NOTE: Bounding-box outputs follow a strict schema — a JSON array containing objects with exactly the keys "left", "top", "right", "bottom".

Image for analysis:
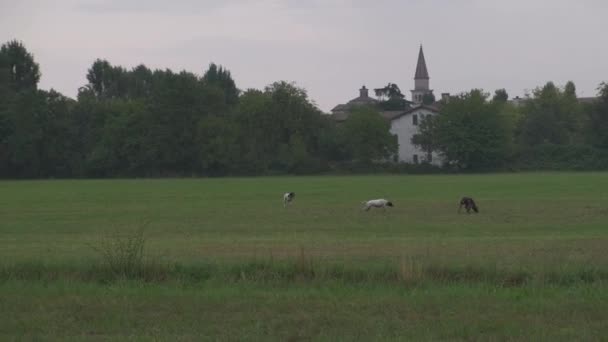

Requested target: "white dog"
[
  {"left": 362, "top": 199, "right": 394, "bottom": 211},
  {"left": 283, "top": 192, "right": 295, "bottom": 207}
]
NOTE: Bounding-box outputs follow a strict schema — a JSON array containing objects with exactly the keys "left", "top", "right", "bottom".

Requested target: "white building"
[
  {"left": 389, "top": 104, "right": 441, "bottom": 164},
  {"left": 331, "top": 45, "right": 443, "bottom": 165}
]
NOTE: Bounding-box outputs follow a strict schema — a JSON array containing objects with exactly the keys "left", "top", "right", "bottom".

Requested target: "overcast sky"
[{"left": 1, "top": 0, "right": 607, "bottom": 111}]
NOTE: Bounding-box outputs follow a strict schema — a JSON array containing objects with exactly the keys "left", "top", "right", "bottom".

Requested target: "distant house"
[
  {"left": 330, "top": 85, "right": 379, "bottom": 122},
  {"left": 330, "top": 45, "right": 443, "bottom": 165},
  {"left": 389, "top": 104, "right": 441, "bottom": 164},
  {"left": 578, "top": 97, "right": 599, "bottom": 105}
]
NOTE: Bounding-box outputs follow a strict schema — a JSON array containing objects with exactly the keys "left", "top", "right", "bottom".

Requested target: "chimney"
[
  {"left": 441, "top": 93, "right": 450, "bottom": 102},
  {"left": 359, "top": 85, "right": 369, "bottom": 98}
]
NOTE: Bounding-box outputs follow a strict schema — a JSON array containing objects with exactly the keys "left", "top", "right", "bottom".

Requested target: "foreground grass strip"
[
  {"left": 2, "top": 258, "right": 608, "bottom": 287},
  {"left": 1, "top": 281, "right": 607, "bottom": 340}
]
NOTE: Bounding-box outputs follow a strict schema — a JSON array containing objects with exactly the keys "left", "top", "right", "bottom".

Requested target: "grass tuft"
[
  {"left": 1, "top": 251, "right": 606, "bottom": 288},
  {"left": 86, "top": 226, "right": 169, "bottom": 282}
]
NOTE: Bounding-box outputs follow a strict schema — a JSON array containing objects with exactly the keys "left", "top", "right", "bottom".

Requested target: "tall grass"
[
  {"left": 1, "top": 249, "right": 607, "bottom": 287},
  {"left": 84, "top": 226, "right": 168, "bottom": 281}
]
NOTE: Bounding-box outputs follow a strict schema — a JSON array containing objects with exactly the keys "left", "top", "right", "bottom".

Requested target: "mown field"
[{"left": 1, "top": 173, "right": 608, "bottom": 340}]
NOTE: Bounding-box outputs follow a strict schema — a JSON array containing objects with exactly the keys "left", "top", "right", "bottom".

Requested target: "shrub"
[{"left": 88, "top": 227, "right": 166, "bottom": 281}]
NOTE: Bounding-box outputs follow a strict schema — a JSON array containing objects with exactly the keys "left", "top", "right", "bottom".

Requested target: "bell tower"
[{"left": 411, "top": 45, "right": 433, "bottom": 104}]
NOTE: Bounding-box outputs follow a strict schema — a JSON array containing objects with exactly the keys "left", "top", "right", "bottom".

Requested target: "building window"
[
  {"left": 413, "top": 114, "right": 418, "bottom": 125},
  {"left": 413, "top": 154, "right": 419, "bottom": 164}
]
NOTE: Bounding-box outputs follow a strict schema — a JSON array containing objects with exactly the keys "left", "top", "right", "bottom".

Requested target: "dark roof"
[
  {"left": 578, "top": 97, "right": 598, "bottom": 104},
  {"left": 346, "top": 95, "right": 378, "bottom": 106},
  {"left": 330, "top": 111, "right": 350, "bottom": 122},
  {"left": 414, "top": 45, "right": 429, "bottom": 80},
  {"left": 330, "top": 104, "right": 348, "bottom": 112},
  {"left": 331, "top": 95, "right": 378, "bottom": 113},
  {"left": 380, "top": 111, "right": 405, "bottom": 121},
  {"left": 389, "top": 104, "right": 440, "bottom": 121},
  {"left": 331, "top": 105, "right": 440, "bottom": 123},
  {"left": 331, "top": 110, "right": 399, "bottom": 123}
]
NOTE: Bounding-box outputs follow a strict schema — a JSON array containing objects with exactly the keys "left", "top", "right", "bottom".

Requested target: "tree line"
[
  {"left": 413, "top": 82, "right": 608, "bottom": 170},
  {"left": 0, "top": 40, "right": 396, "bottom": 178},
  {"left": 1, "top": 40, "right": 607, "bottom": 178}
]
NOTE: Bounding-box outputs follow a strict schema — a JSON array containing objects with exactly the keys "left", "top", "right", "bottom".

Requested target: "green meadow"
[{"left": 1, "top": 173, "right": 608, "bottom": 340}]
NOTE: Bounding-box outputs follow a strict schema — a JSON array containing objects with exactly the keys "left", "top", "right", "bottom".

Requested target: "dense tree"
[
  {"left": 201, "top": 63, "right": 239, "bottom": 106},
  {"left": 0, "top": 53, "right": 14, "bottom": 169},
  {"left": 564, "top": 81, "right": 577, "bottom": 99},
  {"left": 411, "top": 113, "right": 438, "bottom": 162},
  {"left": 4, "top": 39, "right": 608, "bottom": 178},
  {"left": 492, "top": 88, "right": 509, "bottom": 103},
  {"left": 374, "top": 83, "right": 404, "bottom": 100},
  {"left": 84, "top": 99, "right": 149, "bottom": 176},
  {"left": 518, "top": 82, "right": 581, "bottom": 146},
  {"left": 234, "top": 82, "right": 329, "bottom": 173},
  {"left": 128, "top": 64, "right": 154, "bottom": 99},
  {"left": 0, "top": 42, "right": 78, "bottom": 177},
  {"left": 413, "top": 89, "right": 514, "bottom": 169},
  {"left": 0, "top": 40, "right": 40, "bottom": 92},
  {"left": 341, "top": 107, "right": 397, "bottom": 164},
  {"left": 585, "top": 83, "right": 608, "bottom": 148},
  {"left": 1, "top": 89, "right": 78, "bottom": 177},
  {"left": 84, "top": 59, "right": 132, "bottom": 100},
  {"left": 196, "top": 115, "right": 240, "bottom": 175},
  {"left": 422, "top": 92, "right": 436, "bottom": 105},
  {"left": 375, "top": 83, "right": 408, "bottom": 110}
]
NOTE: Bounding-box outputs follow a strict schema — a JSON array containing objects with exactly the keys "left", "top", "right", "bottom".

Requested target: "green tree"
[
  {"left": 234, "top": 89, "right": 274, "bottom": 172},
  {"left": 0, "top": 52, "right": 15, "bottom": 173},
  {"left": 519, "top": 82, "right": 581, "bottom": 146},
  {"left": 83, "top": 99, "right": 145, "bottom": 176},
  {"left": 374, "top": 83, "right": 408, "bottom": 110},
  {"left": 0, "top": 41, "right": 80, "bottom": 178},
  {"left": 341, "top": 107, "right": 397, "bottom": 164},
  {"left": 84, "top": 59, "right": 130, "bottom": 100},
  {"left": 585, "top": 82, "right": 608, "bottom": 148},
  {"left": 413, "top": 89, "right": 513, "bottom": 170},
  {"left": 201, "top": 63, "right": 239, "bottom": 106},
  {"left": 196, "top": 115, "right": 240, "bottom": 175},
  {"left": 564, "top": 81, "right": 577, "bottom": 99},
  {"left": 422, "top": 92, "right": 436, "bottom": 105},
  {"left": 36, "top": 90, "right": 79, "bottom": 177},
  {"left": 374, "top": 83, "right": 403, "bottom": 100},
  {"left": 234, "top": 82, "right": 327, "bottom": 173},
  {"left": 0, "top": 40, "right": 40, "bottom": 92},
  {"left": 128, "top": 64, "right": 153, "bottom": 98},
  {"left": 492, "top": 88, "right": 509, "bottom": 103},
  {"left": 411, "top": 113, "right": 439, "bottom": 161}
]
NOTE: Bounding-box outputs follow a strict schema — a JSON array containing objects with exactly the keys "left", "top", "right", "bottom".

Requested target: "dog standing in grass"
[
  {"left": 362, "top": 199, "right": 394, "bottom": 211},
  {"left": 283, "top": 192, "right": 295, "bottom": 207},
  {"left": 458, "top": 197, "right": 479, "bottom": 214}
]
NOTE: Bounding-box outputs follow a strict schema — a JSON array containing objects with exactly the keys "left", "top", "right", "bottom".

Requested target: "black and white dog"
[
  {"left": 283, "top": 192, "right": 296, "bottom": 207},
  {"left": 458, "top": 197, "right": 479, "bottom": 214},
  {"left": 362, "top": 199, "right": 394, "bottom": 211}
]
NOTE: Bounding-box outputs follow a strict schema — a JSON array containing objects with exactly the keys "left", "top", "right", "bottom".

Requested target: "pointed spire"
[{"left": 414, "top": 45, "right": 429, "bottom": 80}]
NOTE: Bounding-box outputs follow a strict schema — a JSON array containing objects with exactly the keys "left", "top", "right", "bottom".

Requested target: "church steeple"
[
  {"left": 414, "top": 45, "right": 429, "bottom": 80},
  {"left": 411, "top": 44, "right": 433, "bottom": 104}
]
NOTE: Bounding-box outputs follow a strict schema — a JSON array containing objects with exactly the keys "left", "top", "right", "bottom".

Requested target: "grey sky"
[{"left": 2, "top": 0, "right": 607, "bottom": 111}]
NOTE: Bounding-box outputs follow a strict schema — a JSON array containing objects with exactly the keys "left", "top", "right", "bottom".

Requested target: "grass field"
[{"left": 1, "top": 173, "right": 608, "bottom": 340}]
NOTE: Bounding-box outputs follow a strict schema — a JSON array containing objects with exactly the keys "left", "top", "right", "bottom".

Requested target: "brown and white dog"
[{"left": 283, "top": 192, "right": 295, "bottom": 207}]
